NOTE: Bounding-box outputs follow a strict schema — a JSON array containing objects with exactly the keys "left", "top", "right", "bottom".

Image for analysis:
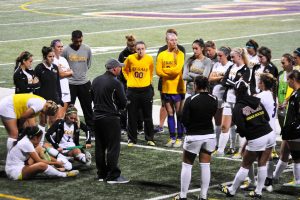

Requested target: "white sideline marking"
[
  {"left": 0, "top": 18, "right": 237, "bottom": 43},
  {"left": 145, "top": 181, "right": 232, "bottom": 200}
]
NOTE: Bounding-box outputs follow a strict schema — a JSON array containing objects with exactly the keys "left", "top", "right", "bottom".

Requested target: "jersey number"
[{"left": 134, "top": 72, "right": 143, "bottom": 78}]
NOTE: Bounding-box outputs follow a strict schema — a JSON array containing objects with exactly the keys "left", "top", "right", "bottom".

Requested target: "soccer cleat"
[
  {"left": 226, "top": 148, "right": 235, "bottom": 155},
  {"left": 247, "top": 191, "right": 262, "bottom": 199},
  {"left": 173, "top": 139, "right": 183, "bottom": 148},
  {"left": 271, "top": 149, "right": 279, "bottom": 160},
  {"left": 232, "top": 152, "right": 242, "bottom": 159},
  {"left": 264, "top": 177, "right": 273, "bottom": 192},
  {"left": 172, "top": 194, "right": 187, "bottom": 200},
  {"left": 66, "top": 170, "right": 79, "bottom": 177},
  {"left": 212, "top": 150, "right": 224, "bottom": 157},
  {"left": 128, "top": 140, "right": 134, "bottom": 147},
  {"left": 85, "top": 151, "right": 92, "bottom": 166},
  {"left": 154, "top": 126, "right": 164, "bottom": 134},
  {"left": 147, "top": 141, "right": 155, "bottom": 146},
  {"left": 107, "top": 175, "right": 130, "bottom": 184},
  {"left": 240, "top": 179, "right": 257, "bottom": 190},
  {"left": 165, "top": 139, "right": 176, "bottom": 147},
  {"left": 219, "top": 184, "right": 234, "bottom": 197},
  {"left": 283, "top": 180, "right": 300, "bottom": 187}
]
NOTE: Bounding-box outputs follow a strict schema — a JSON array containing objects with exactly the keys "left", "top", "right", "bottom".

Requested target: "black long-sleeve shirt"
[
  {"left": 281, "top": 88, "right": 300, "bottom": 140},
  {"left": 13, "top": 67, "right": 40, "bottom": 94},
  {"left": 46, "top": 119, "right": 91, "bottom": 149},
  {"left": 233, "top": 95, "right": 272, "bottom": 140},
  {"left": 182, "top": 92, "right": 218, "bottom": 135},
  {"left": 34, "top": 63, "right": 62, "bottom": 105},
  {"left": 91, "top": 71, "right": 127, "bottom": 119}
]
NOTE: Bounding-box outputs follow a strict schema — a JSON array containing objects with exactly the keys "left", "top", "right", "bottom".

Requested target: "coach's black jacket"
[
  {"left": 281, "top": 89, "right": 300, "bottom": 140},
  {"left": 91, "top": 71, "right": 127, "bottom": 120},
  {"left": 233, "top": 94, "right": 272, "bottom": 140},
  {"left": 221, "top": 64, "right": 250, "bottom": 101},
  {"left": 13, "top": 67, "right": 40, "bottom": 94},
  {"left": 250, "top": 62, "right": 278, "bottom": 95},
  {"left": 46, "top": 119, "right": 91, "bottom": 149}
]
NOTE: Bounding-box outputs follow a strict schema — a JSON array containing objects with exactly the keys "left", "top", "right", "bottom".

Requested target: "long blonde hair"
[{"left": 231, "top": 47, "right": 249, "bottom": 66}]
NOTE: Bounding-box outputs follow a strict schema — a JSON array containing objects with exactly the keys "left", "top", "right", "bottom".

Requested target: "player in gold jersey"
[
  {"left": 156, "top": 33, "right": 186, "bottom": 147},
  {"left": 123, "top": 41, "right": 155, "bottom": 146}
]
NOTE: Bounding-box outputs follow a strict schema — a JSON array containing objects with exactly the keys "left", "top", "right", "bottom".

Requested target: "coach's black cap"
[{"left": 105, "top": 58, "right": 124, "bottom": 69}]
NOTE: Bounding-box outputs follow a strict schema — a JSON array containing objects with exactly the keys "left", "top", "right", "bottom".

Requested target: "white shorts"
[
  {"left": 5, "top": 165, "right": 24, "bottom": 180},
  {"left": 61, "top": 93, "right": 71, "bottom": 103},
  {"left": 0, "top": 95, "right": 15, "bottom": 119},
  {"left": 222, "top": 102, "right": 235, "bottom": 116},
  {"left": 246, "top": 131, "right": 276, "bottom": 151},
  {"left": 183, "top": 137, "right": 216, "bottom": 154}
]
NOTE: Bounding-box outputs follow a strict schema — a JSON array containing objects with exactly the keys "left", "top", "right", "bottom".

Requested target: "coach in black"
[{"left": 91, "top": 58, "right": 129, "bottom": 184}]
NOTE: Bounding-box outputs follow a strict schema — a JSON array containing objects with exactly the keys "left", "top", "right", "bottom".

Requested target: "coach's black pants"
[
  {"left": 127, "top": 86, "right": 154, "bottom": 143},
  {"left": 95, "top": 116, "right": 121, "bottom": 181},
  {"left": 69, "top": 81, "right": 94, "bottom": 131}
]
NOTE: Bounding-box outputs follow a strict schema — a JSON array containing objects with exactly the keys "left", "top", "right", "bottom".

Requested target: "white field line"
[
  {"left": 0, "top": 18, "right": 237, "bottom": 43},
  {"left": 145, "top": 181, "right": 232, "bottom": 200}
]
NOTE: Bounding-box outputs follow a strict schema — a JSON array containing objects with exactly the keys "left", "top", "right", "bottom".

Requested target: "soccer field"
[{"left": 0, "top": 0, "right": 300, "bottom": 199}]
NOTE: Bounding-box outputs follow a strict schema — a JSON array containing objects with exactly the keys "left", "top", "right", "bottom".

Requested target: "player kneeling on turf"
[
  {"left": 5, "top": 126, "right": 79, "bottom": 180},
  {"left": 45, "top": 105, "right": 92, "bottom": 166}
]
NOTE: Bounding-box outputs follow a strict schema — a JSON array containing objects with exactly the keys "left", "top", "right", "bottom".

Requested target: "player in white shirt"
[
  {"left": 51, "top": 39, "right": 73, "bottom": 118},
  {"left": 245, "top": 39, "right": 259, "bottom": 69},
  {"left": 214, "top": 48, "right": 250, "bottom": 157},
  {"left": 5, "top": 126, "right": 78, "bottom": 180},
  {"left": 209, "top": 46, "right": 233, "bottom": 146}
]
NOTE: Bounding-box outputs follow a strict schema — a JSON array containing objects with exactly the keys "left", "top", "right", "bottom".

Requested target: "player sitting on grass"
[
  {"left": 46, "top": 105, "right": 92, "bottom": 166},
  {"left": 5, "top": 126, "right": 79, "bottom": 180}
]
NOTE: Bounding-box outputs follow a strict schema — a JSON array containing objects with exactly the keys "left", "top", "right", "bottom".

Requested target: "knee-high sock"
[
  {"left": 273, "top": 159, "right": 288, "bottom": 179},
  {"left": 76, "top": 153, "right": 86, "bottom": 163},
  {"left": 248, "top": 164, "right": 255, "bottom": 183},
  {"left": 218, "top": 132, "right": 229, "bottom": 153},
  {"left": 44, "top": 165, "right": 66, "bottom": 177},
  {"left": 180, "top": 162, "right": 192, "bottom": 198},
  {"left": 200, "top": 163, "right": 210, "bottom": 200},
  {"left": 38, "top": 125, "right": 46, "bottom": 146},
  {"left": 215, "top": 126, "right": 221, "bottom": 146},
  {"left": 294, "top": 163, "right": 300, "bottom": 184},
  {"left": 267, "top": 161, "right": 274, "bottom": 178},
  {"left": 255, "top": 166, "right": 267, "bottom": 195},
  {"left": 229, "top": 126, "right": 237, "bottom": 149},
  {"left": 238, "top": 136, "right": 247, "bottom": 153},
  {"left": 167, "top": 115, "right": 176, "bottom": 139},
  {"left": 176, "top": 115, "right": 184, "bottom": 139},
  {"left": 229, "top": 167, "right": 249, "bottom": 195}
]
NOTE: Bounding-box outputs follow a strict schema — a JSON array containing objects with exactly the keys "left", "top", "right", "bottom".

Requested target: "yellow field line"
[
  {"left": 19, "top": 0, "right": 76, "bottom": 17},
  {"left": 0, "top": 194, "right": 31, "bottom": 200}
]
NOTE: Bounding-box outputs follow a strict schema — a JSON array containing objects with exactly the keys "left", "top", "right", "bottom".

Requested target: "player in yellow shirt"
[
  {"left": 123, "top": 41, "right": 155, "bottom": 146},
  {"left": 0, "top": 93, "right": 58, "bottom": 150},
  {"left": 156, "top": 33, "right": 186, "bottom": 147}
]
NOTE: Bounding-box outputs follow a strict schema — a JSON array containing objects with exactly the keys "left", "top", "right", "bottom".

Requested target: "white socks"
[
  {"left": 44, "top": 165, "right": 66, "bottom": 177},
  {"left": 38, "top": 125, "right": 46, "bottom": 146},
  {"left": 215, "top": 125, "right": 221, "bottom": 145},
  {"left": 180, "top": 162, "right": 192, "bottom": 198},
  {"left": 273, "top": 159, "right": 288, "bottom": 179},
  {"left": 218, "top": 131, "right": 229, "bottom": 153},
  {"left": 294, "top": 163, "right": 300, "bottom": 184},
  {"left": 46, "top": 148, "right": 72, "bottom": 170},
  {"left": 229, "top": 167, "right": 249, "bottom": 195},
  {"left": 255, "top": 166, "right": 267, "bottom": 195},
  {"left": 200, "top": 163, "right": 210, "bottom": 199},
  {"left": 76, "top": 153, "right": 86, "bottom": 163}
]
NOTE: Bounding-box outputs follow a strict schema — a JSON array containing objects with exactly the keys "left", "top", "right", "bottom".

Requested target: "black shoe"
[
  {"left": 247, "top": 191, "right": 262, "bottom": 199},
  {"left": 219, "top": 184, "right": 234, "bottom": 197},
  {"left": 107, "top": 176, "right": 130, "bottom": 184}
]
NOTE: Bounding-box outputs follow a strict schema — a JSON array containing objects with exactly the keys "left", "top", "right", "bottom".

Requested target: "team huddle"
[{"left": 0, "top": 28, "right": 300, "bottom": 199}]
